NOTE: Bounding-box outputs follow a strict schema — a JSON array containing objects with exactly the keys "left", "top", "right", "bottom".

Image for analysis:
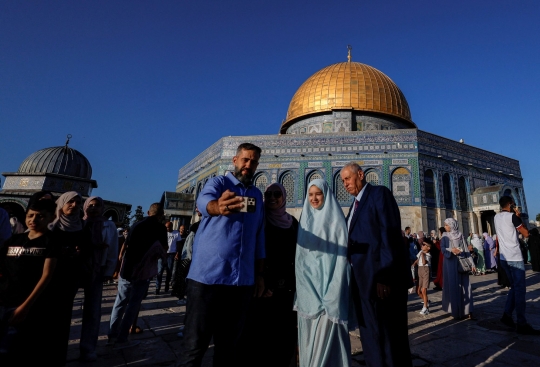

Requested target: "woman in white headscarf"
[
  {"left": 471, "top": 234, "right": 486, "bottom": 275},
  {"left": 441, "top": 218, "right": 476, "bottom": 320},
  {"left": 47, "top": 191, "right": 93, "bottom": 364},
  {"left": 295, "top": 179, "right": 354, "bottom": 367}
]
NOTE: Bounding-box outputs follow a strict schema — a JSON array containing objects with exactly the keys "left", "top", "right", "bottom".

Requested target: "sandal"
[{"left": 130, "top": 325, "right": 143, "bottom": 334}]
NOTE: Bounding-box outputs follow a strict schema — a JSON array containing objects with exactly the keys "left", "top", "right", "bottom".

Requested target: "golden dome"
[{"left": 281, "top": 62, "right": 415, "bottom": 133}]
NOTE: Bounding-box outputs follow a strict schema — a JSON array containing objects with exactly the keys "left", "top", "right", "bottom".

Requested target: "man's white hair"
[{"left": 343, "top": 162, "right": 363, "bottom": 173}]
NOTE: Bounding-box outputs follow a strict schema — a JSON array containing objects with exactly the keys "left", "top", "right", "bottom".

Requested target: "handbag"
[{"left": 456, "top": 237, "right": 472, "bottom": 274}]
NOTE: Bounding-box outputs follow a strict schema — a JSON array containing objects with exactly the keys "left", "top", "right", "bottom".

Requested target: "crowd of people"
[{"left": 1, "top": 141, "right": 540, "bottom": 367}]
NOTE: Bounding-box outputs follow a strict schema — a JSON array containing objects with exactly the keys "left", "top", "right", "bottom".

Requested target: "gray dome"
[{"left": 18, "top": 146, "right": 92, "bottom": 179}]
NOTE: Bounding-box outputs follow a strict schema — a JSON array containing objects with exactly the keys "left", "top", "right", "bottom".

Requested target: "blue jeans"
[
  {"left": 500, "top": 260, "right": 527, "bottom": 325},
  {"left": 108, "top": 276, "right": 150, "bottom": 342},
  {"left": 80, "top": 273, "right": 104, "bottom": 355},
  {"left": 156, "top": 254, "right": 175, "bottom": 292}
]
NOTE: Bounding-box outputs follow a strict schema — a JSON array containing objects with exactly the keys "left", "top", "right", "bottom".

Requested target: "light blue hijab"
[{"left": 294, "top": 179, "right": 351, "bottom": 325}]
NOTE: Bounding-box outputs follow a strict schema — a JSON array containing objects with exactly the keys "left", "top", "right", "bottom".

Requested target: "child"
[
  {"left": 0, "top": 200, "right": 58, "bottom": 364},
  {"left": 413, "top": 242, "right": 432, "bottom": 315}
]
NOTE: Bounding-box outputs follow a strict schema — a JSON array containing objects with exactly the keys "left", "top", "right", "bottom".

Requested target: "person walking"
[
  {"left": 155, "top": 221, "right": 182, "bottom": 295},
  {"left": 440, "top": 218, "right": 476, "bottom": 320},
  {"left": 471, "top": 234, "right": 486, "bottom": 275},
  {"left": 108, "top": 203, "right": 168, "bottom": 348},
  {"left": 483, "top": 233, "right": 497, "bottom": 272},
  {"left": 494, "top": 196, "right": 540, "bottom": 334},
  {"left": 341, "top": 162, "right": 413, "bottom": 367}
]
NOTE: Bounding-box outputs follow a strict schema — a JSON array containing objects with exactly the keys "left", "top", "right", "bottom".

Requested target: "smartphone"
[{"left": 237, "top": 196, "right": 256, "bottom": 213}]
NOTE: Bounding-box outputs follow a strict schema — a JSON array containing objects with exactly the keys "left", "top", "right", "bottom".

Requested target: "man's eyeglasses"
[{"left": 264, "top": 191, "right": 283, "bottom": 199}]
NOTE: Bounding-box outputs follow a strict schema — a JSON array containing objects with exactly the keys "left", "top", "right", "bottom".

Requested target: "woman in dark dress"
[
  {"left": 528, "top": 228, "right": 540, "bottom": 272},
  {"left": 46, "top": 191, "right": 92, "bottom": 365},
  {"left": 239, "top": 183, "right": 298, "bottom": 367}
]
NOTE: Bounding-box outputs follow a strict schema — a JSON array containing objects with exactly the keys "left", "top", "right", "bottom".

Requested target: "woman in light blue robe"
[{"left": 294, "top": 179, "right": 353, "bottom": 367}]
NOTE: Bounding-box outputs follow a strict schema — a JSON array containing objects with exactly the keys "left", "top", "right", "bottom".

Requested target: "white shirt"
[
  {"left": 166, "top": 230, "right": 182, "bottom": 253},
  {"left": 416, "top": 251, "right": 431, "bottom": 266},
  {"left": 347, "top": 184, "right": 367, "bottom": 230},
  {"left": 494, "top": 211, "right": 523, "bottom": 261}
]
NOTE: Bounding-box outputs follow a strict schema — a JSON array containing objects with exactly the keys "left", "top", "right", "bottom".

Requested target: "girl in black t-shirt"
[{"left": 0, "top": 200, "right": 58, "bottom": 364}]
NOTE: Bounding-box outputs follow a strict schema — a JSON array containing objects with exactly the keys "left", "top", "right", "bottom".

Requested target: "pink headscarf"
[
  {"left": 53, "top": 191, "right": 83, "bottom": 232},
  {"left": 264, "top": 183, "right": 293, "bottom": 229}
]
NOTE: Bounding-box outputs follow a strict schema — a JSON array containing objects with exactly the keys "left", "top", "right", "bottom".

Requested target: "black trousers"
[
  {"left": 351, "top": 270, "right": 412, "bottom": 367},
  {"left": 176, "top": 279, "right": 253, "bottom": 367}
]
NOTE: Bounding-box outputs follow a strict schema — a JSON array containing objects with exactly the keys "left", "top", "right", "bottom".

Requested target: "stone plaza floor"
[{"left": 65, "top": 267, "right": 540, "bottom": 367}]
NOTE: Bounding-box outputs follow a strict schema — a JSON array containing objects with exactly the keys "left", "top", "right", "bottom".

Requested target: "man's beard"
[{"left": 233, "top": 166, "right": 254, "bottom": 185}]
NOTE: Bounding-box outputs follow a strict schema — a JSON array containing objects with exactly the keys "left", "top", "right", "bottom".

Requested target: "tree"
[
  {"left": 536, "top": 213, "right": 540, "bottom": 222},
  {"left": 131, "top": 205, "right": 144, "bottom": 224},
  {"left": 121, "top": 209, "right": 132, "bottom": 229}
]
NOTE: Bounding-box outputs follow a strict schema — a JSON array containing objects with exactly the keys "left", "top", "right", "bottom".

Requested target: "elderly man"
[
  {"left": 177, "top": 143, "right": 265, "bottom": 367},
  {"left": 341, "top": 162, "right": 413, "bottom": 367}
]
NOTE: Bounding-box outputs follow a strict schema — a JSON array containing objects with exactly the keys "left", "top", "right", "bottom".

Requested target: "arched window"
[
  {"left": 334, "top": 171, "right": 350, "bottom": 202},
  {"left": 424, "top": 169, "right": 436, "bottom": 207},
  {"left": 280, "top": 172, "right": 295, "bottom": 204},
  {"left": 442, "top": 173, "right": 453, "bottom": 209},
  {"left": 458, "top": 176, "right": 468, "bottom": 210},
  {"left": 254, "top": 174, "right": 268, "bottom": 193},
  {"left": 391, "top": 167, "right": 412, "bottom": 204},
  {"left": 308, "top": 171, "right": 323, "bottom": 182},
  {"left": 366, "top": 171, "right": 379, "bottom": 186}
]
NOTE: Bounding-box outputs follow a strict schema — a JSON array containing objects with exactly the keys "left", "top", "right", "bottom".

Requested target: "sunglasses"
[{"left": 264, "top": 191, "right": 283, "bottom": 199}]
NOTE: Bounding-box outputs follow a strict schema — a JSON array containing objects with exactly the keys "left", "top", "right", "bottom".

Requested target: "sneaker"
[
  {"left": 113, "top": 340, "right": 141, "bottom": 350},
  {"left": 177, "top": 299, "right": 187, "bottom": 305},
  {"left": 79, "top": 352, "right": 97, "bottom": 362},
  {"left": 516, "top": 324, "right": 540, "bottom": 335},
  {"left": 177, "top": 331, "right": 184, "bottom": 338},
  {"left": 419, "top": 300, "right": 430, "bottom": 307},
  {"left": 419, "top": 307, "right": 429, "bottom": 315},
  {"left": 500, "top": 313, "right": 516, "bottom": 328}
]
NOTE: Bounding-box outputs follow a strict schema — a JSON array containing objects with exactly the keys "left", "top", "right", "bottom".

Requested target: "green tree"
[
  {"left": 131, "top": 205, "right": 144, "bottom": 224},
  {"left": 121, "top": 209, "right": 132, "bottom": 229},
  {"left": 536, "top": 213, "right": 540, "bottom": 222}
]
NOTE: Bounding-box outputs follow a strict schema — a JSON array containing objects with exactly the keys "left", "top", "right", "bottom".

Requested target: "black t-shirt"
[
  {"left": 121, "top": 216, "right": 167, "bottom": 281},
  {"left": 0, "top": 232, "right": 59, "bottom": 307}
]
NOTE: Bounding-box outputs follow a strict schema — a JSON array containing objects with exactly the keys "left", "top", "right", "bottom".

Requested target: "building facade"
[
  {"left": 1, "top": 140, "right": 131, "bottom": 226},
  {"left": 175, "top": 60, "right": 527, "bottom": 234}
]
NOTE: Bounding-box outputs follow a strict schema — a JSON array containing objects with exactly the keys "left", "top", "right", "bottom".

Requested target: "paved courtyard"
[{"left": 65, "top": 268, "right": 540, "bottom": 367}]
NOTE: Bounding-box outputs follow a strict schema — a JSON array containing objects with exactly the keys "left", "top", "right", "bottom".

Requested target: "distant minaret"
[{"left": 347, "top": 45, "right": 352, "bottom": 63}]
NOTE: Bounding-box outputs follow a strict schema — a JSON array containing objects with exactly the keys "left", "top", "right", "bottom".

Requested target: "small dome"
[
  {"left": 18, "top": 146, "right": 92, "bottom": 179},
  {"left": 281, "top": 62, "right": 415, "bottom": 133}
]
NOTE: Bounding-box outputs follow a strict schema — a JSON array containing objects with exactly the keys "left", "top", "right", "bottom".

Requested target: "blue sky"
[{"left": 1, "top": 1, "right": 539, "bottom": 218}]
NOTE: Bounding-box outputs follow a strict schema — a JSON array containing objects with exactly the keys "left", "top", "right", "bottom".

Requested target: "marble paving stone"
[
  {"left": 443, "top": 344, "right": 538, "bottom": 367},
  {"left": 121, "top": 337, "right": 177, "bottom": 366},
  {"left": 411, "top": 337, "right": 489, "bottom": 364}
]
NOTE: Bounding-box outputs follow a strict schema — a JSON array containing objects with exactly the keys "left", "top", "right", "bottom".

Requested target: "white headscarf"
[
  {"left": 444, "top": 218, "right": 462, "bottom": 241},
  {"left": 52, "top": 191, "right": 83, "bottom": 232}
]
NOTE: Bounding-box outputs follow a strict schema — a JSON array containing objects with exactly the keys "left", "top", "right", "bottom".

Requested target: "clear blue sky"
[{"left": 1, "top": 1, "right": 539, "bottom": 218}]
